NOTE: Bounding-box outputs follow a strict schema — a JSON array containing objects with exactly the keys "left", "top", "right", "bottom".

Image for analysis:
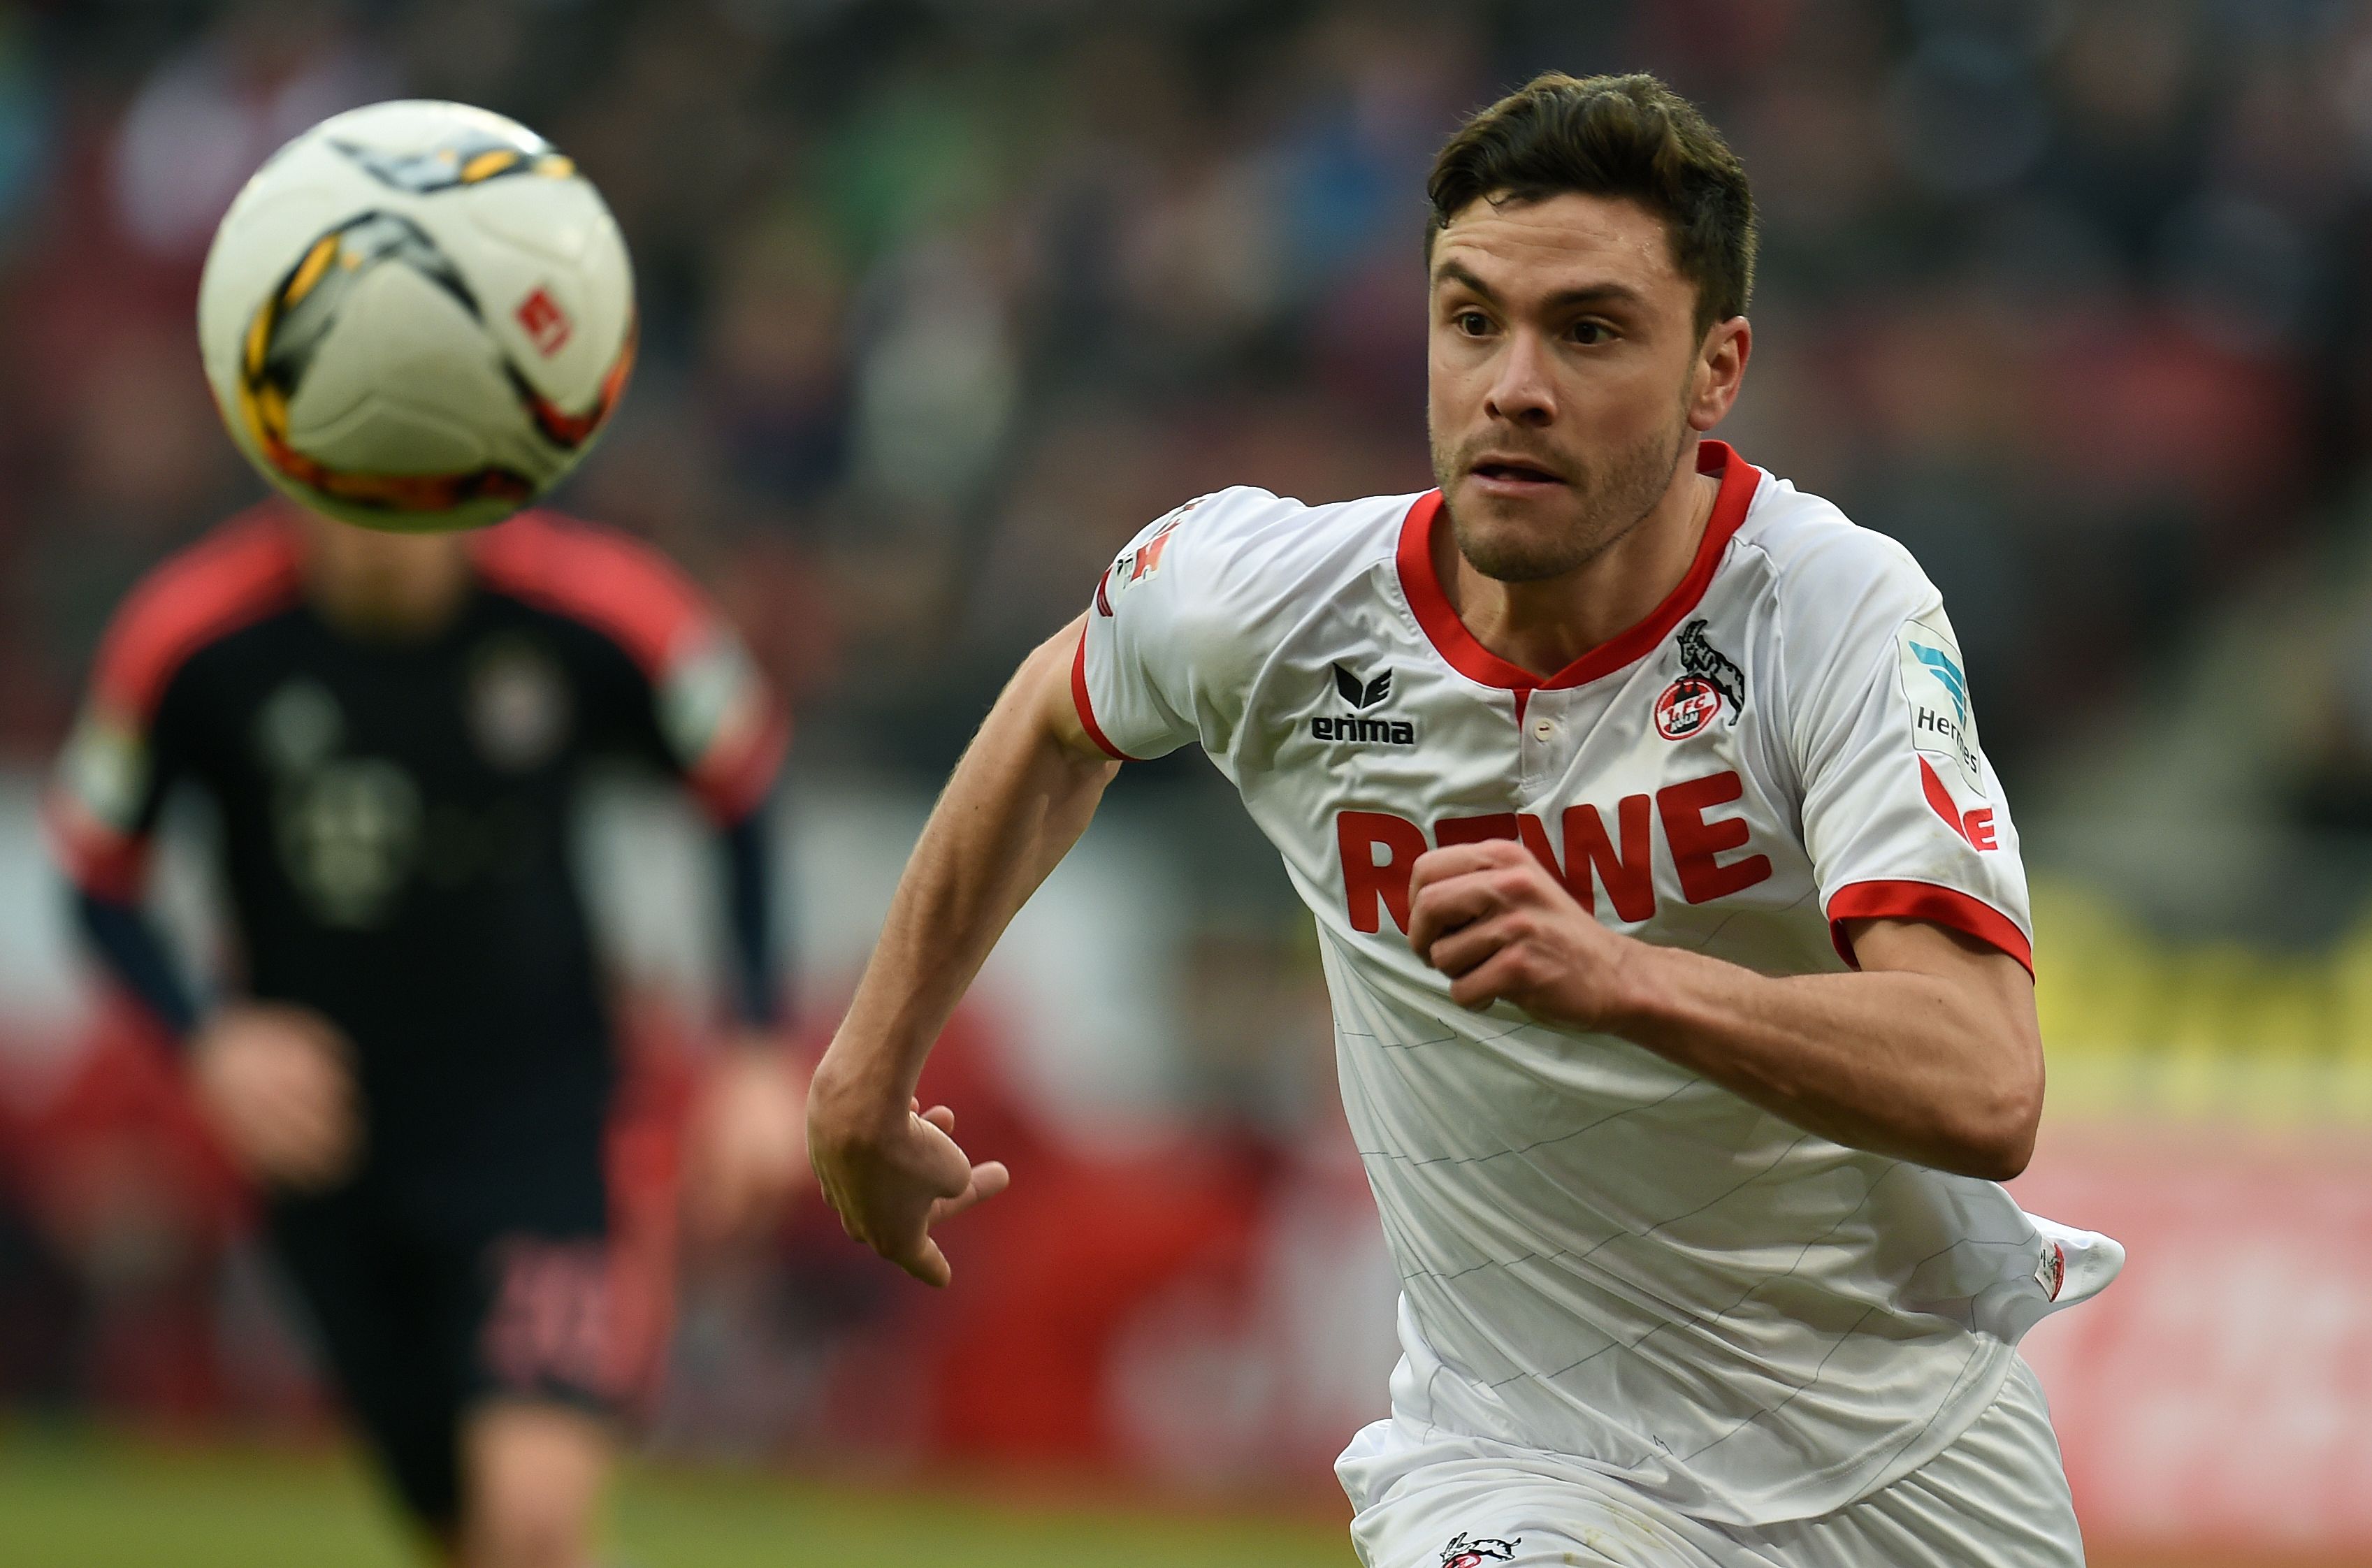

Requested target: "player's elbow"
[
  {"left": 1954, "top": 1119, "right": 2036, "bottom": 1184},
  {"left": 1941, "top": 1061, "right": 2043, "bottom": 1182}
]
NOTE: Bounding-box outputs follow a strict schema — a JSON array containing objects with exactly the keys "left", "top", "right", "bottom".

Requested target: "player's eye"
[
  {"left": 1570, "top": 319, "right": 1615, "bottom": 346},
  {"left": 1452, "top": 310, "right": 1493, "bottom": 337}
]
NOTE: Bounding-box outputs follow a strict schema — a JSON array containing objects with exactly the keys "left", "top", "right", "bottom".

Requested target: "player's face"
[{"left": 1426, "top": 191, "right": 1744, "bottom": 583}]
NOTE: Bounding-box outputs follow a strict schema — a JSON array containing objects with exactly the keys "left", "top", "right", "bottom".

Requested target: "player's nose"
[{"left": 1481, "top": 328, "right": 1558, "bottom": 426}]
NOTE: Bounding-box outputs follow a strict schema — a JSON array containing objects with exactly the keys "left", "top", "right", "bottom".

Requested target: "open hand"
[
  {"left": 1406, "top": 838, "right": 1634, "bottom": 1027},
  {"left": 189, "top": 1003, "right": 361, "bottom": 1189},
  {"left": 806, "top": 1059, "right": 1008, "bottom": 1288}
]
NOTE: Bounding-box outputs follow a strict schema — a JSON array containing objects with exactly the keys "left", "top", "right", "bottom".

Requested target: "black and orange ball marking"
[
  {"left": 508, "top": 315, "right": 636, "bottom": 451},
  {"left": 232, "top": 209, "right": 628, "bottom": 520},
  {"left": 332, "top": 131, "right": 579, "bottom": 197}
]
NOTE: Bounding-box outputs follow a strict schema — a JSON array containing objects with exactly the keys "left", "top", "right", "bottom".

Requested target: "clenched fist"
[{"left": 189, "top": 1003, "right": 362, "bottom": 1189}]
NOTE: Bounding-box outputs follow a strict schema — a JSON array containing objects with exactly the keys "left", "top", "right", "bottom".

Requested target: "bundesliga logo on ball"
[{"left": 196, "top": 100, "right": 637, "bottom": 533}]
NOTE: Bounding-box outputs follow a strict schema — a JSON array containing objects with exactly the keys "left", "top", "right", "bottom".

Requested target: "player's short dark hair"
[{"left": 1426, "top": 71, "right": 1757, "bottom": 337}]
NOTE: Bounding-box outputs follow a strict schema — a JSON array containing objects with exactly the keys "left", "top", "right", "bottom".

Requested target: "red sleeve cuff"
[
  {"left": 1825, "top": 879, "right": 2033, "bottom": 978},
  {"left": 1069, "top": 627, "right": 1136, "bottom": 762},
  {"left": 689, "top": 706, "right": 789, "bottom": 825},
  {"left": 44, "top": 791, "right": 150, "bottom": 903}
]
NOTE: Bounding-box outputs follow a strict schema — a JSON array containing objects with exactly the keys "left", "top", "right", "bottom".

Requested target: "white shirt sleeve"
[
  {"left": 1785, "top": 531, "right": 2033, "bottom": 973},
  {"left": 1071, "top": 492, "right": 1232, "bottom": 762}
]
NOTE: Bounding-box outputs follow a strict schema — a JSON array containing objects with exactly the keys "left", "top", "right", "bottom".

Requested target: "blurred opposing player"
[
  {"left": 809, "top": 73, "right": 2120, "bottom": 1567},
  {"left": 49, "top": 502, "right": 802, "bottom": 1568}
]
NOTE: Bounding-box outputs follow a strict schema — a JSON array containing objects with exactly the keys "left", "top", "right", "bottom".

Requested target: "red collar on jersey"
[{"left": 1396, "top": 438, "right": 1760, "bottom": 692}]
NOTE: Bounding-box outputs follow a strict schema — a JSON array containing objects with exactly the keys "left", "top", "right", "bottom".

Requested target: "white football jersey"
[{"left": 1073, "top": 442, "right": 2109, "bottom": 1527}]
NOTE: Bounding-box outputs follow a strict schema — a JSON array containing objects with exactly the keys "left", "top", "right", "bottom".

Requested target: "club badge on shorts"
[{"left": 1439, "top": 1533, "right": 1521, "bottom": 1567}]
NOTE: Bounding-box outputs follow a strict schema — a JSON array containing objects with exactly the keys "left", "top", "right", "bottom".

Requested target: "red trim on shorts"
[
  {"left": 1395, "top": 440, "right": 1760, "bottom": 693},
  {"left": 1070, "top": 626, "right": 1136, "bottom": 762},
  {"left": 1826, "top": 880, "right": 2034, "bottom": 978},
  {"left": 91, "top": 507, "right": 305, "bottom": 720}
]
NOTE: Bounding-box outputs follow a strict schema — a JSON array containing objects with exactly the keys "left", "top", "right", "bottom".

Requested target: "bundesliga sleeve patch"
[
  {"left": 1897, "top": 611, "right": 1985, "bottom": 801},
  {"left": 1103, "top": 493, "right": 1212, "bottom": 611}
]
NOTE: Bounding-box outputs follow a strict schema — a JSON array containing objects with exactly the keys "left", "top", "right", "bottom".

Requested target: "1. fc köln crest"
[
  {"left": 1655, "top": 674, "right": 1723, "bottom": 739},
  {"left": 1656, "top": 617, "right": 1745, "bottom": 739}
]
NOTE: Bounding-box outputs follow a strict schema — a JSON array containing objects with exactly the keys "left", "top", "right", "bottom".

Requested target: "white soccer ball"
[{"left": 197, "top": 99, "right": 635, "bottom": 533}]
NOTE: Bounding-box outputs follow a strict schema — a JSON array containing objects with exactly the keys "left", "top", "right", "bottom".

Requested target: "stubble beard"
[{"left": 1433, "top": 416, "right": 1691, "bottom": 586}]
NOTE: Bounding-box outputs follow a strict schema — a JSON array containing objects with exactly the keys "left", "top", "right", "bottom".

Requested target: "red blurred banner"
[{"left": 2015, "top": 1127, "right": 2372, "bottom": 1556}]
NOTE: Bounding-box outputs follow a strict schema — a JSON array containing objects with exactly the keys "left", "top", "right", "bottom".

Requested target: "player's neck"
[
  {"left": 296, "top": 514, "right": 474, "bottom": 641},
  {"left": 1437, "top": 461, "right": 1719, "bottom": 681}
]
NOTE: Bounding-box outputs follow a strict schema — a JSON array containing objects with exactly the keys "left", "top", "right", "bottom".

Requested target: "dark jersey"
[{"left": 48, "top": 505, "right": 786, "bottom": 1205}]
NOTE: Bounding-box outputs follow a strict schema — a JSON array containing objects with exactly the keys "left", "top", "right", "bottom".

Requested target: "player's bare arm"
[
  {"left": 1406, "top": 838, "right": 2043, "bottom": 1179},
  {"left": 807, "top": 615, "right": 1118, "bottom": 1285}
]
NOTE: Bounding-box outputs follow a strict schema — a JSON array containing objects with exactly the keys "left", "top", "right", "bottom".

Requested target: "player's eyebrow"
[
  {"left": 1431, "top": 259, "right": 1502, "bottom": 301},
  {"left": 1430, "top": 261, "right": 1646, "bottom": 314}
]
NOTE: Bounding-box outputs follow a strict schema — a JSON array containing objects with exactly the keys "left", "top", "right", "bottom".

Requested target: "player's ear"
[{"left": 1688, "top": 315, "right": 1750, "bottom": 433}]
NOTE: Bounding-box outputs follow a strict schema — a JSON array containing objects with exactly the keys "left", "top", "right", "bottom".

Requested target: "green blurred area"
[
  {"left": 3, "top": 1430, "right": 2349, "bottom": 1568},
  {"left": 0, "top": 1430, "right": 1354, "bottom": 1567}
]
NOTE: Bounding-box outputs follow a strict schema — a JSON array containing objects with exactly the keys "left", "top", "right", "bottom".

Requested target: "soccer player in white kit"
[{"left": 807, "top": 72, "right": 2121, "bottom": 1566}]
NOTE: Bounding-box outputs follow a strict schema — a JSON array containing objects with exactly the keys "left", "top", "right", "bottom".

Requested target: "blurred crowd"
[
  {"left": 3, "top": 0, "right": 2371, "bottom": 782},
  {"left": 10, "top": 0, "right": 2372, "bottom": 1490}
]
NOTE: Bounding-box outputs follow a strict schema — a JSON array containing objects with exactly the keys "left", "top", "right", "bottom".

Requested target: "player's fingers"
[
  {"left": 920, "top": 1103, "right": 956, "bottom": 1135},
  {"left": 971, "top": 1159, "right": 1011, "bottom": 1199},
  {"left": 907, "top": 1115, "right": 986, "bottom": 1201},
  {"left": 927, "top": 1159, "right": 1011, "bottom": 1227},
  {"left": 1422, "top": 913, "right": 1521, "bottom": 980},
  {"left": 1408, "top": 873, "right": 1507, "bottom": 954},
  {"left": 892, "top": 1233, "right": 953, "bottom": 1289},
  {"left": 1404, "top": 839, "right": 1499, "bottom": 896},
  {"left": 1447, "top": 945, "right": 1538, "bottom": 1011},
  {"left": 1407, "top": 839, "right": 1525, "bottom": 902}
]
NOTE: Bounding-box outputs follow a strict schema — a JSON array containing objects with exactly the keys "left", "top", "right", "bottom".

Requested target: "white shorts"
[{"left": 1337, "top": 1356, "right": 2083, "bottom": 1567}]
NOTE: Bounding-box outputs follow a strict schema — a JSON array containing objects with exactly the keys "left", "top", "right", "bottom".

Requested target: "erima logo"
[
  {"left": 1314, "top": 663, "right": 1414, "bottom": 746},
  {"left": 1333, "top": 663, "right": 1391, "bottom": 709}
]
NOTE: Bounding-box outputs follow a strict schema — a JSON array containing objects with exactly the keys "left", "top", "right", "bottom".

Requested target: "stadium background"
[{"left": 1, "top": 0, "right": 2369, "bottom": 1563}]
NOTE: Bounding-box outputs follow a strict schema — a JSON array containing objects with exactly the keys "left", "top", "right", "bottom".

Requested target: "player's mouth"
[{"left": 1465, "top": 455, "right": 1568, "bottom": 496}]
